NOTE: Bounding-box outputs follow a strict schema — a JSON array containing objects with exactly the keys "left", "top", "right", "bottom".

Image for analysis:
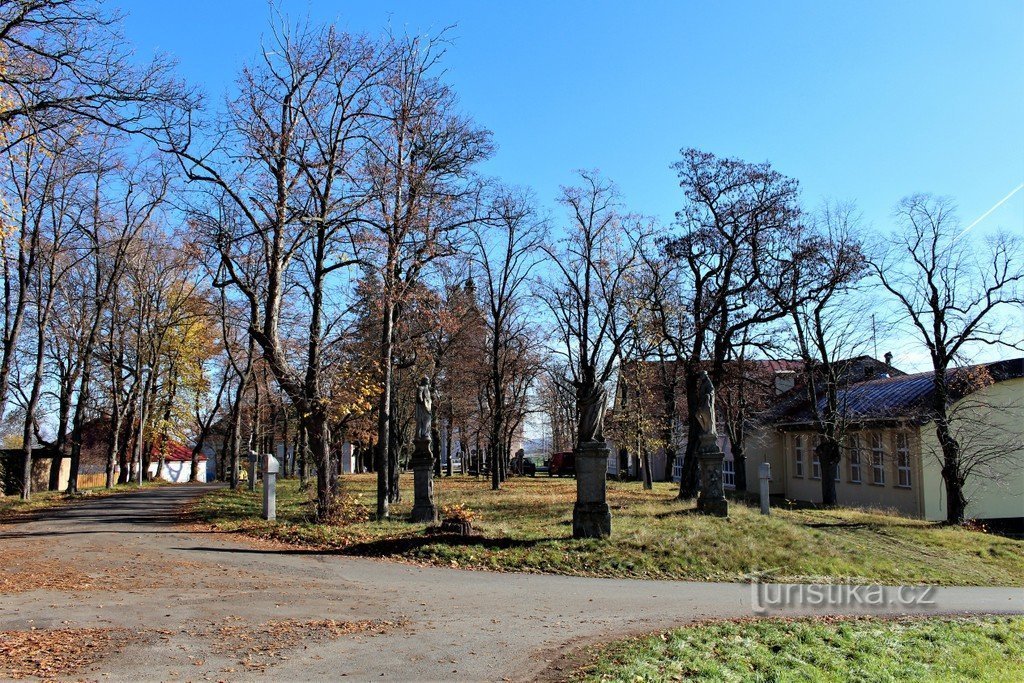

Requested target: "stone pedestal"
[
  {"left": 409, "top": 437, "right": 437, "bottom": 523},
  {"left": 572, "top": 441, "right": 612, "bottom": 538},
  {"left": 262, "top": 454, "right": 279, "bottom": 521},
  {"left": 758, "top": 462, "right": 771, "bottom": 516},
  {"left": 696, "top": 434, "right": 729, "bottom": 517}
]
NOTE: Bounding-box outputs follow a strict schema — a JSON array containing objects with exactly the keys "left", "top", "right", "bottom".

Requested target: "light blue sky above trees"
[{"left": 121, "top": 0, "right": 1024, "bottom": 369}]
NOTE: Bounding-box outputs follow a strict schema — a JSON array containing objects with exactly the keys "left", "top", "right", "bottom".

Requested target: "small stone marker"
[
  {"left": 759, "top": 462, "right": 771, "bottom": 516},
  {"left": 263, "top": 453, "right": 280, "bottom": 521}
]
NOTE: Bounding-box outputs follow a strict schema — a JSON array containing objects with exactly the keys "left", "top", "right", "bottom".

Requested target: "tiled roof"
[
  {"left": 768, "top": 358, "right": 1024, "bottom": 426},
  {"left": 148, "top": 439, "right": 205, "bottom": 462}
]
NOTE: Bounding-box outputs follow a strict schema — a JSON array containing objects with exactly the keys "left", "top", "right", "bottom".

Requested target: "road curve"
[{"left": 1, "top": 485, "right": 1021, "bottom": 681}]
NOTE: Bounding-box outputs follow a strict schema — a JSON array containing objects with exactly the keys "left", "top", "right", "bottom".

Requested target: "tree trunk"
[
  {"left": 732, "top": 444, "right": 747, "bottom": 493},
  {"left": 307, "top": 415, "right": 332, "bottom": 519},
  {"left": 678, "top": 369, "right": 701, "bottom": 498},
  {"left": 817, "top": 439, "right": 840, "bottom": 507},
  {"left": 387, "top": 390, "right": 401, "bottom": 504},
  {"left": 297, "top": 423, "right": 308, "bottom": 485},
  {"left": 375, "top": 297, "right": 396, "bottom": 519}
]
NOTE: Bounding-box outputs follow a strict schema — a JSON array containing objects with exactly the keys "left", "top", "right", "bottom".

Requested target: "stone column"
[
  {"left": 262, "top": 454, "right": 279, "bottom": 521},
  {"left": 758, "top": 462, "right": 771, "bottom": 515},
  {"left": 696, "top": 434, "right": 729, "bottom": 516},
  {"left": 409, "top": 437, "right": 437, "bottom": 523},
  {"left": 572, "top": 441, "right": 611, "bottom": 538}
]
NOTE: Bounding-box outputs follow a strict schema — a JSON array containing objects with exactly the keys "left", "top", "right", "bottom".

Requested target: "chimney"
[
  {"left": 774, "top": 370, "right": 796, "bottom": 395},
  {"left": 884, "top": 351, "right": 893, "bottom": 366}
]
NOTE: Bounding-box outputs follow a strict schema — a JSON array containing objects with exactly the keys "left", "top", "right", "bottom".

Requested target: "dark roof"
[{"left": 768, "top": 358, "right": 1024, "bottom": 427}]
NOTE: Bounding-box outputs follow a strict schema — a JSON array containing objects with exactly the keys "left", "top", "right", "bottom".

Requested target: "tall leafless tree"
[{"left": 872, "top": 194, "right": 1023, "bottom": 523}]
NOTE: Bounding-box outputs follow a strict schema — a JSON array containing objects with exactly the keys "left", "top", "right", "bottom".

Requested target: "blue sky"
[
  {"left": 122, "top": 0, "right": 1023, "bottom": 234},
  {"left": 121, "top": 1, "right": 1023, "bottom": 372}
]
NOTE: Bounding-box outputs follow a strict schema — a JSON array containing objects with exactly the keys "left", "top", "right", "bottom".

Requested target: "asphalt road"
[{"left": 1, "top": 485, "right": 1021, "bottom": 682}]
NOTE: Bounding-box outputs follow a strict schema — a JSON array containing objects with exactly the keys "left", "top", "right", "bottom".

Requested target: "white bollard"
[
  {"left": 263, "top": 454, "right": 280, "bottom": 521},
  {"left": 759, "top": 462, "right": 771, "bottom": 515}
]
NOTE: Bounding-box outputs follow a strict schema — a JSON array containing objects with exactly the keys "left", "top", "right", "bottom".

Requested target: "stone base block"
[
  {"left": 696, "top": 496, "right": 729, "bottom": 517},
  {"left": 410, "top": 502, "right": 437, "bottom": 523},
  {"left": 573, "top": 501, "right": 611, "bottom": 538}
]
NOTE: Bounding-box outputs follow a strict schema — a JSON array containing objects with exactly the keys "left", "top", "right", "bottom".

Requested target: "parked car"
[{"left": 547, "top": 451, "right": 575, "bottom": 477}]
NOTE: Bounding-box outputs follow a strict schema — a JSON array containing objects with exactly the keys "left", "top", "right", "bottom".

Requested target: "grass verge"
[
  {"left": 189, "top": 473, "right": 1024, "bottom": 586},
  {"left": 572, "top": 616, "right": 1024, "bottom": 682}
]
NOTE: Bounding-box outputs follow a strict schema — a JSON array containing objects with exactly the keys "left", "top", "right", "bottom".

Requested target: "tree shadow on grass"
[
  {"left": 652, "top": 507, "right": 711, "bottom": 519},
  {"left": 176, "top": 530, "right": 563, "bottom": 558}
]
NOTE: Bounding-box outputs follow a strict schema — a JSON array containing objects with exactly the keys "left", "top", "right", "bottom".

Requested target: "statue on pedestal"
[
  {"left": 410, "top": 376, "right": 436, "bottom": 522},
  {"left": 577, "top": 383, "right": 607, "bottom": 444},
  {"left": 694, "top": 370, "right": 728, "bottom": 517},
  {"left": 415, "top": 376, "right": 432, "bottom": 442},
  {"left": 695, "top": 370, "right": 716, "bottom": 437},
  {"left": 573, "top": 381, "right": 611, "bottom": 538}
]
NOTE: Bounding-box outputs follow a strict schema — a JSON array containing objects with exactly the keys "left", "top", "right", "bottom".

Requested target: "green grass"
[
  {"left": 574, "top": 616, "right": 1024, "bottom": 682},
  {"left": 0, "top": 481, "right": 166, "bottom": 522},
  {"left": 189, "top": 474, "right": 1024, "bottom": 586}
]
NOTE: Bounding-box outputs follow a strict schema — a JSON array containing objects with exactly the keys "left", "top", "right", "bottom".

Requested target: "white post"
[
  {"left": 263, "top": 454, "right": 280, "bottom": 521},
  {"left": 759, "top": 462, "right": 771, "bottom": 515}
]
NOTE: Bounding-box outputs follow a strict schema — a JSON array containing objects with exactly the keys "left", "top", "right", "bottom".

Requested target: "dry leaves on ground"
[
  {"left": 202, "top": 617, "right": 404, "bottom": 672},
  {"left": 0, "top": 627, "right": 138, "bottom": 680}
]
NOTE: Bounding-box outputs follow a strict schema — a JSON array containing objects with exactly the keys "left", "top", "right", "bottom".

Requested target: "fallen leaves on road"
[
  {"left": 194, "top": 617, "right": 405, "bottom": 673},
  {"left": 0, "top": 627, "right": 139, "bottom": 680},
  {"left": 0, "top": 543, "right": 107, "bottom": 594}
]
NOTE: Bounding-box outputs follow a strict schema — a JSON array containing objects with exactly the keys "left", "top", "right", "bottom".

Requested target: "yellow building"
[{"left": 744, "top": 359, "right": 1024, "bottom": 524}]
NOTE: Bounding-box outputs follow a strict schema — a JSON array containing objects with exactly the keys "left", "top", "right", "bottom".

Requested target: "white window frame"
[
  {"left": 793, "top": 434, "right": 805, "bottom": 478},
  {"left": 896, "top": 432, "right": 912, "bottom": 488},
  {"left": 811, "top": 449, "right": 821, "bottom": 480},
  {"left": 870, "top": 432, "right": 885, "bottom": 485},
  {"left": 847, "top": 434, "right": 862, "bottom": 484},
  {"left": 722, "top": 457, "right": 735, "bottom": 488}
]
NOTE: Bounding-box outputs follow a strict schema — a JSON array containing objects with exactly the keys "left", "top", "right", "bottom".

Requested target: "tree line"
[{"left": 0, "top": 1, "right": 1020, "bottom": 526}]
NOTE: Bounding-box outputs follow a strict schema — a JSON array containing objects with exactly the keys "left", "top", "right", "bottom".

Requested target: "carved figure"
[
  {"left": 415, "top": 376, "right": 432, "bottom": 441},
  {"left": 695, "top": 371, "right": 716, "bottom": 436},
  {"left": 578, "top": 383, "right": 607, "bottom": 444}
]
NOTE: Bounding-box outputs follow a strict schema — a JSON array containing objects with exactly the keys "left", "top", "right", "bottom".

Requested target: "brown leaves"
[
  {"left": 205, "top": 618, "right": 402, "bottom": 672},
  {"left": 0, "top": 627, "right": 137, "bottom": 680}
]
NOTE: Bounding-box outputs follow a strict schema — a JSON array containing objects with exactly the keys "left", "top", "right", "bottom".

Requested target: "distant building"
[{"left": 745, "top": 358, "right": 1024, "bottom": 523}]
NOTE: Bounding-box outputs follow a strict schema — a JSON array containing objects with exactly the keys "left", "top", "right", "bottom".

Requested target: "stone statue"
[
  {"left": 415, "top": 376, "right": 432, "bottom": 442},
  {"left": 695, "top": 371, "right": 716, "bottom": 437},
  {"left": 578, "top": 383, "right": 607, "bottom": 444}
]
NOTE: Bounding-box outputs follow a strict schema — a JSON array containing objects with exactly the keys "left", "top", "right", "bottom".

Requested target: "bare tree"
[
  {"left": 774, "top": 201, "right": 871, "bottom": 505},
  {"left": 541, "top": 171, "right": 648, "bottom": 459},
  {"left": 0, "top": 0, "right": 191, "bottom": 150},
  {"left": 167, "top": 21, "right": 378, "bottom": 518},
  {"left": 469, "top": 189, "right": 544, "bottom": 489},
  {"left": 872, "top": 194, "right": 1023, "bottom": 523},
  {"left": 664, "top": 149, "right": 801, "bottom": 498},
  {"left": 363, "top": 31, "right": 492, "bottom": 518}
]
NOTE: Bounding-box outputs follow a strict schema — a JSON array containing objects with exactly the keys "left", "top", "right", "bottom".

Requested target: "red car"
[{"left": 547, "top": 451, "right": 575, "bottom": 477}]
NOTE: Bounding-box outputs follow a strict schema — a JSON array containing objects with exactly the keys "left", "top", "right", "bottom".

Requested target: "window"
[
  {"left": 811, "top": 449, "right": 821, "bottom": 480},
  {"left": 896, "top": 432, "right": 912, "bottom": 488},
  {"left": 793, "top": 434, "right": 805, "bottom": 477},
  {"left": 870, "top": 433, "right": 885, "bottom": 485},
  {"left": 847, "top": 434, "right": 862, "bottom": 484},
  {"left": 672, "top": 453, "right": 684, "bottom": 483},
  {"left": 723, "top": 458, "right": 735, "bottom": 488}
]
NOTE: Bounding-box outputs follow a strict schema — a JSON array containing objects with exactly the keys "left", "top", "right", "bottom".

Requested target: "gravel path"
[{"left": 1, "top": 484, "right": 1021, "bottom": 681}]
